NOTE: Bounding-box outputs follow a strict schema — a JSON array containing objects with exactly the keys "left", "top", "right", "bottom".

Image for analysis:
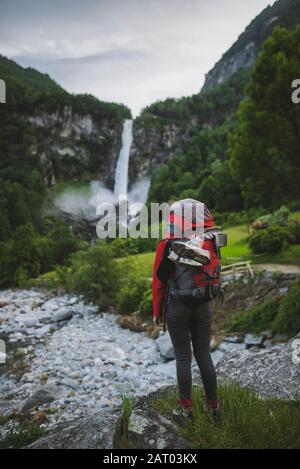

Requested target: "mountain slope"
[
  {"left": 203, "top": 0, "right": 300, "bottom": 89},
  {"left": 0, "top": 54, "right": 65, "bottom": 100}
]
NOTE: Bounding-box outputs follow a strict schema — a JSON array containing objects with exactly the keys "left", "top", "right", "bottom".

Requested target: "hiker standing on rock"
[{"left": 152, "top": 199, "right": 227, "bottom": 422}]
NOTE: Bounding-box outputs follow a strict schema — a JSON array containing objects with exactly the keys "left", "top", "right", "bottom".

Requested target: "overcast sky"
[{"left": 0, "top": 0, "right": 273, "bottom": 115}]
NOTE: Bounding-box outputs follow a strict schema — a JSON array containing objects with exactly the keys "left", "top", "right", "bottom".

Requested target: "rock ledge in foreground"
[
  {"left": 27, "top": 411, "right": 118, "bottom": 449},
  {"left": 216, "top": 333, "right": 300, "bottom": 400},
  {"left": 113, "top": 386, "right": 191, "bottom": 450}
]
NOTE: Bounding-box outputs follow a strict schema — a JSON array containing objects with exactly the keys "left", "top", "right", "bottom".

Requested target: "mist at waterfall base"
[{"left": 54, "top": 177, "right": 151, "bottom": 221}]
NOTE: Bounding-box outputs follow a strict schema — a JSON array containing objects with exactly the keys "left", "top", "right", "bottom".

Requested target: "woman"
[{"left": 152, "top": 199, "right": 220, "bottom": 422}]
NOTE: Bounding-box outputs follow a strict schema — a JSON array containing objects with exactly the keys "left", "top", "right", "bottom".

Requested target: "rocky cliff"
[
  {"left": 24, "top": 104, "right": 124, "bottom": 189},
  {"left": 128, "top": 117, "right": 191, "bottom": 185},
  {"left": 203, "top": 0, "right": 300, "bottom": 90}
]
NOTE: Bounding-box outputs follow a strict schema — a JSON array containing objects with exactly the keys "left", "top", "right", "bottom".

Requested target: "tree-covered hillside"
[
  {"left": 0, "top": 54, "right": 65, "bottom": 103},
  {"left": 147, "top": 26, "right": 300, "bottom": 217},
  {"left": 140, "top": 68, "right": 250, "bottom": 125},
  {"left": 145, "top": 69, "right": 249, "bottom": 212},
  {"left": 0, "top": 55, "right": 131, "bottom": 120}
]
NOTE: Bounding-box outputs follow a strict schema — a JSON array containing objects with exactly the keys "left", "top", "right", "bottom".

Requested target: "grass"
[
  {"left": 28, "top": 270, "right": 61, "bottom": 288},
  {"left": 117, "top": 251, "right": 155, "bottom": 279},
  {"left": 32, "top": 210, "right": 300, "bottom": 288},
  {"left": 116, "top": 226, "right": 300, "bottom": 282},
  {"left": 290, "top": 210, "right": 300, "bottom": 221},
  {"left": 113, "top": 394, "right": 134, "bottom": 449},
  {"left": 122, "top": 394, "right": 134, "bottom": 423},
  {"left": 0, "top": 421, "right": 47, "bottom": 449},
  {"left": 152, "top": 383, "right": 300, "bottom": 449},
  {"left": 221, "top": 224, "right": 251, "bottom": 265}
]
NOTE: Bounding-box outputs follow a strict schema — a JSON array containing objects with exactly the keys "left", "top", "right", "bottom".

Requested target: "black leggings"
[{"left": 166, "top": 297, "right": 217, "bottom": 401}]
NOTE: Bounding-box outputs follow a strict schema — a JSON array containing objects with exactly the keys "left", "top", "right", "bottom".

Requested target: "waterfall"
[
  {"left": 114, "top": 119, "right": 133, "bottom": 200},
  {"left": 54, "top": 117, "right": 151, "bottom": 222}
]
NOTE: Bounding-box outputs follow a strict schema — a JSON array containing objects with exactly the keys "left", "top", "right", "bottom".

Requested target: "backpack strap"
[{"left": 199, "top": 265, "right": 220, "bottom": 281}]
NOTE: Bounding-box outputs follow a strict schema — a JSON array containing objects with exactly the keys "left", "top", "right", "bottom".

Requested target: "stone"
[
  {"left": 67, "top": 298, "right": 78, "bottom": 306},
  {"left": 22, "top": 384, "right": 60, "bottom": 413},
  {"left": 0, "top": 399, "right": 23, "bottom": 417},
  {"left": 27, "top": 412, "right": 118, "bottom": 449},
  {"left": 291, "top": 338, "right": 300, "bottom": 366},
  {"left": 224, "top": 335, "right": 243, "bottom": 344},
  {"left": 34, "top": 325, "right": 52, "bottom": 337},
  {"left": 86, "top": 305, "right": 99, "bottom": 315},
  {"left": 37, "top": 311, "right": 53, "bottom": 324},
  {"left": 155, "top": 360, "right": 176, "bottom": 379},
  {"left": 19, "top": 306, "right": 33, "bottom": 315},
  {"left": 211, "top": 349, "right": 224, "bottom": 365},
  {"left": 15, "top": 315, "right": 39, "bottom": 328},
  {"left": 117, "top": 382, "right": 134, "bottom": 394},
  {"left": 61, "top": 378, "right": 79, "bottom": 389},
  {"left": 244, "top": 334, "right": 264, "bottom": 348},
  {"left": 15, "top": 332, "right": 24, "bottom": 340},
  {"left": 272, "top": 333, "right": 289, "bottom": 343},
  {"left": 41, "top": 299, "right": 59, "bottom": 312},
  {"left": 53, "top": 308, "right": 73, "bottom": 322},
  {"left": 216, "top": 333, "right": 300, "bottom": 400},
  {"left": 21, "top": 373, "right": 35, "bottom": 383},
  {"left": 115, "top": 408, "right": 191, "bottom": 450},
  {"left": 218, "top": 341, "right": 245, "bottom": 354},
  {"left": 155, "top": 332, "right": 175, "bottom": 360},
  {"left": 113, "top": 387, "right": 191, "bottom": 450},
  {"left": 260, "top": 330, "right": 273, "bottom": 340},
  {"left": 24, "top": 328, "right": 36, "bottom": 336}
]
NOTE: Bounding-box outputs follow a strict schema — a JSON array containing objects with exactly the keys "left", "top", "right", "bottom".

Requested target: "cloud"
[{"left": 0, "top": 0, "right": 273, "bottom": 114}]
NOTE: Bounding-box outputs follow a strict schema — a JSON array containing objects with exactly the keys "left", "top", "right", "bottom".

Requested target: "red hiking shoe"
[
  {"left": 172, "top": 397, "right": 194, "bottom": 425},
  {"left": 203, "top": 399, "right": 220, "bottom": 423}
]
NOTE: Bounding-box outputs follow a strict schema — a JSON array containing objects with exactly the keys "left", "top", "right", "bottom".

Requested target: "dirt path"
[{"left": 254, "top": 263, "right": 300, "bottom": 274}]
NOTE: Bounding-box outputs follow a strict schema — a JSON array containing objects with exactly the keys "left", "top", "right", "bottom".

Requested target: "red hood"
[{"left": 165, "top": 199, "right": 214, "bottom": 240}]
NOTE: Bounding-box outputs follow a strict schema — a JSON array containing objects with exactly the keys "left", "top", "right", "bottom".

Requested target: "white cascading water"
[{"left": 114, "top": 119, "right": 133, "bottom": 200}]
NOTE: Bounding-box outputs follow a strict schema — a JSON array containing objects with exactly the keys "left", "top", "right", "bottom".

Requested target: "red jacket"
[
  {"left": 152, "top": 204, "right": 215, "bottom": 319},
  {"left": 152, "top": 239, "right": 168, "bottom": 319}
]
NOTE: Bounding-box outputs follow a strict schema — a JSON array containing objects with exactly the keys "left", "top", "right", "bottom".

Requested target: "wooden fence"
[{"left": 221, "top": 261, "right": 255, "bottom": 279}]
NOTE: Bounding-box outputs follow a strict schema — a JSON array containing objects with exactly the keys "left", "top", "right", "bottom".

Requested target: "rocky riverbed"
[
  {"left": 0, "top": 289, "right": 182, "bottom": 430},
  {"left": 0, "top": 288, "right": 299, "bottom": 448}
]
